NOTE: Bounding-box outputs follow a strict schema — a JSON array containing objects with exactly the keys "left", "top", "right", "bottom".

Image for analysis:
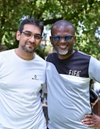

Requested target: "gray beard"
[
  {"left": 58, "top": 50, "right": 68, "bottom": 55},
  {"left": 21, "top": 45, "right": 35, "bottom": 53}
]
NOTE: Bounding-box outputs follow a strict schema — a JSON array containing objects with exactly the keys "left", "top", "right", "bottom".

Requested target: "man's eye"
[
  {"left": 34, "top": 35, "right": 41, "bottom": 39},
  {"left": 53, "top": 36, "right": 60, "bottom": 41},
  {"left": 24, "top": 32, "right": 31, "bottom": 37}
]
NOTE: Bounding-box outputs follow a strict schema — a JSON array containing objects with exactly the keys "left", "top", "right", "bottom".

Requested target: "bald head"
[{"left": 51, "top": 20, "right": 75, "bottom": 35}]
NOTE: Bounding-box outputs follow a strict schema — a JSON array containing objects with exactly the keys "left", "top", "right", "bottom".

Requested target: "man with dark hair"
[
  {"left": 0, "top": 18, "right": 47, "bottom": 129},
  {"left": 46, "top": 19, "right": 100, "bottom": 129}
]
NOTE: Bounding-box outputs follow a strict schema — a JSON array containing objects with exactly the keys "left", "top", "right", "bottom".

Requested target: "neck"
[
  {"left": 58, "top": 50, "right": 75, "bottom": 59},
  {"left": 15, "top": 48, "right": 35, "bottom": 60}
]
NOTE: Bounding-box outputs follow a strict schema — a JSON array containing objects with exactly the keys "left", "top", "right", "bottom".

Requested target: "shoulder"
[
  {"left": 88, "top": 56, "right": 100, "bottom": 81},
  {"left": 46, "top": 52, "right": 58, "bottom": 61},
  {"left": 75, "top": 50, "right": 90, "bottom": 58},
  {"left": 72, "top": 50, "right": 91, "bottom": 62},
  {"left": 35, "top": 53, "right": 46, "bottom": 63},
  {"left": 0, "top": 49, "right": 14, "bottom": 58},
  {"left": 89, "top": 56, "right": 100, "bottom": 66},
  {"left": 47, "top": 52, "right": 57, "bottom": 57},
  {"left": 0, "top": 49, "right": 14, "bottom": 66}
]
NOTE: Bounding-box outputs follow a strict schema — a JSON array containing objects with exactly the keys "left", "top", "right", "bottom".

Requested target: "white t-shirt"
[{"left": 0, "top": 49, "right": 47, "bottom": 129}]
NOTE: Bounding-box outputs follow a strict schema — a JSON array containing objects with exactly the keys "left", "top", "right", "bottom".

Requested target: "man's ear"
[
  {"left": 50, "top": 36, "right": 53, "bottom": 45},
  {"left": 16, "top": 31, "right": 21, "bottom": 41},
  {"left": 73, "top": 36, "right": 76, "bottom": 44},
  {"left": 50, "top": 36, "right": 51, "bottom": 41}
]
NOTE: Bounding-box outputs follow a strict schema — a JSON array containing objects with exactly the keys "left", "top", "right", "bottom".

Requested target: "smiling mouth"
[
  {"left": 26, "top": 42, "right": 36, "bottom": 47},
  {"left": 58, "top": 45, "right": 68, "bottom": 49}
]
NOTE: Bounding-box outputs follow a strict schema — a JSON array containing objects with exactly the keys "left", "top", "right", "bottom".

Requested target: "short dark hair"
[{"left": 19, "top": 18, "right": 44, "bottom": 34}]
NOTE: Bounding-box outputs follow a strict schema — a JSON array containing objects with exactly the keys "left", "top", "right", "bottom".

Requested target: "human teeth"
[{"left": 60, "top": 45, "right": 66, "bottom": 49}]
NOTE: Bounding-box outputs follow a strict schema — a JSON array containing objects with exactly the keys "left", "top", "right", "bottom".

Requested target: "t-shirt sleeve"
[{"left": 89, "top": 56, "right": 100, "bottom": 82}]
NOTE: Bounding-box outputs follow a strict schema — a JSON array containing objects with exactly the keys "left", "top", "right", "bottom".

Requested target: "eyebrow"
[{"left": 24, "top": 30, "right": 41, "bottom": 35}]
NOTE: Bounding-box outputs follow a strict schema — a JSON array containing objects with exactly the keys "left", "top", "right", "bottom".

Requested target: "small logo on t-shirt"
[
  {"left": 32, "top": 75, "right": 38, "bottom": 80},
  {"left": 69, "top": 69, "right": 81, "bottom": 77}
]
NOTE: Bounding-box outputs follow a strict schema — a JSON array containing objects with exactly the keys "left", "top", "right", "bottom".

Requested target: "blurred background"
[{"left": 0, "top": 0, "right": 100, "bottom": 59}]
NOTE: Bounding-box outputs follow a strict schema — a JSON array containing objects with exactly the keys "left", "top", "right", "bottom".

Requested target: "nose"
[
  {"left": 60, "top": 37, "right": 66, "bottom": 43},
  {"left": 28, "top": 35, "right": 36, "bottom": 42}
]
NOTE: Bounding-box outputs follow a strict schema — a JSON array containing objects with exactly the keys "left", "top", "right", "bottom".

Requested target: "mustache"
[{"left": 25, "top": 41, "right": 35, "bottom": 45}]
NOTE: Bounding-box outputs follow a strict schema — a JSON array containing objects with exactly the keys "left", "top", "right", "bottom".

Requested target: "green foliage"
[
  {"left": 0, "top": 0, "right": 100, "bottom": 58},
  {"left": 75, "top": 34, "right": 100, "bottom": 59},
  {"left": 2, "top": 31, "right": 19, "bottom": 49}
]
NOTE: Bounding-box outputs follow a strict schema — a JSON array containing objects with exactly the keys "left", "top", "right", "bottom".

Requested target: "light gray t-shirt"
[{"left": 46, "top": 56, "right": 100, "bottom": 129}]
